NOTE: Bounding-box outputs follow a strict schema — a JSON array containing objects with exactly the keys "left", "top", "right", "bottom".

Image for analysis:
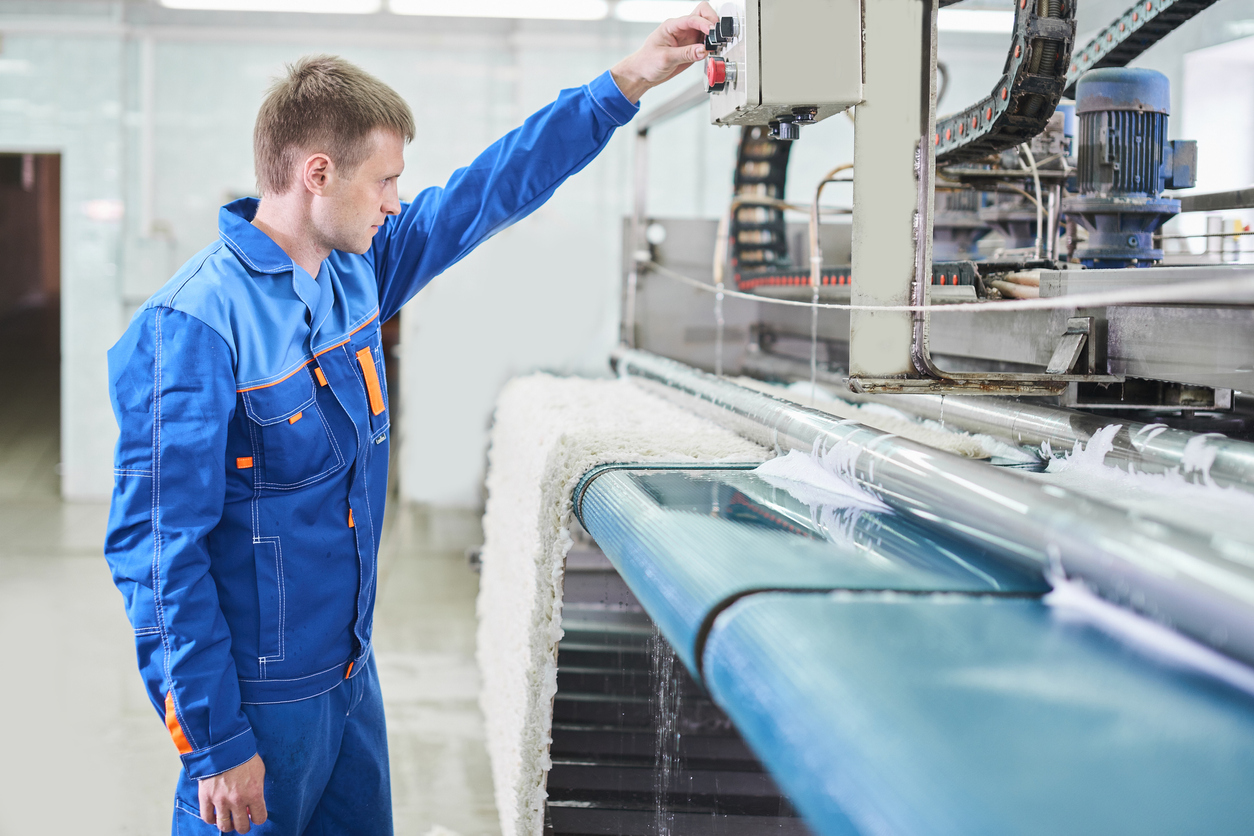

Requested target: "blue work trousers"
[{"left": 172, "top": 654, "right": 391, "bottom": 835}]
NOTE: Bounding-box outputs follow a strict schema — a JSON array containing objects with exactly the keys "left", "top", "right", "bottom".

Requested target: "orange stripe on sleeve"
[
  {"left": 345, "top": 661, "right": 355, "bottom": 679},
  {"left": 164, "top": 690, "right": 194, "bottom": 755},
  {"left": 355, "top": 348, "right": 386, "bottom": 416},
  {"left": 348, "top": 508, "right": 354, "bottom": 528},
  {"left": 236, "top": 457, "right": 253, "bottom": 469}
]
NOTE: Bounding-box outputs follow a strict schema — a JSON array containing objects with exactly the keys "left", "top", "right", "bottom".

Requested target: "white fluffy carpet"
[{"left": 476, "top": 374, "right": 766, "bottom": 836}]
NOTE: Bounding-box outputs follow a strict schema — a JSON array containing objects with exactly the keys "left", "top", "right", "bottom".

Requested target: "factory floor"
[{"left": 0, "top": 306, "right": 499, "bottom": 835}]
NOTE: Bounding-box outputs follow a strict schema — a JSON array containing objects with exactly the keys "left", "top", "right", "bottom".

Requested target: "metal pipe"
[
  {"left": 614, "top": 347, "right": 1254, "bottom": 668},
  {"left": 1020, "top": 143, "right": 1045, "bottom": 260},
  {"left": 741, "top": 349, "right": 1254, "bottom": 491},
  {"left": 1046, "top": 183, "right": 1062, "bottom": 261},
  {"left": 623, "top": 130, "right": 649, "bottom": 347},
  {"left": 881, "top": 393, "right": 1254, "bottom": 489}
]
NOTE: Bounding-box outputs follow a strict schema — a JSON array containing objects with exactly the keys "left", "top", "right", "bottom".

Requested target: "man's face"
[{"left": 311, "top": 127, "right": 405, "bottom": 256}]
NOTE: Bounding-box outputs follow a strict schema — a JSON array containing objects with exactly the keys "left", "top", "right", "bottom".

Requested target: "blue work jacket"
[{"left": 105, "top": 71, "right": 637, "bottom": 779}]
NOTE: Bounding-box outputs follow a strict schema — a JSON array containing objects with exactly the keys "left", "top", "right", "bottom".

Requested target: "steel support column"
[{"left": 849, "top": 0, "right": 936, "bottom": 382}]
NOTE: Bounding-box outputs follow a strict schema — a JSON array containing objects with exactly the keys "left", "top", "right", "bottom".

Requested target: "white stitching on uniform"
[
  {"left": 253, "top": 536, "right": 285, "bottom": 667},
  {"left": 238, "top": 659, "right": 347, "bottom": 684},
  {"left": 234, "top": 308, "right": 382, "bottom": 391},
  {"left": 250, "top": 383, "right": 344, "bottom": 491},
  {"left": 192, "top": 726, "right": 253, "bottom": 754},
  {"left": 219, "top": 230, "right": 284, "bottom": 274},
  {"left": 241, "top": 376, "right": 315, "bottom": 425},
  {"left": 589, "top": 84, "right": 618, "bottom": 122},
  {"left": 315, "top": 397, "right": 346, "bottom": 468},
  {"left": 152, "top": 309, "right": 202, "bottom": 752},
  {"left": 343, "top": 342, "right": 372, "bottom": 645},
  {"left": 240, "top": 680, "right": 343, "bottom": 705},
  {"left": 309, "top": 308, "right": 379, "bottom": 356}
]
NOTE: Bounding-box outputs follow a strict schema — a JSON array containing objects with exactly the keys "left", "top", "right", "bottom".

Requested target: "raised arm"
[{"left": 370, "top": 3, "right": 718, "bottom": 320}]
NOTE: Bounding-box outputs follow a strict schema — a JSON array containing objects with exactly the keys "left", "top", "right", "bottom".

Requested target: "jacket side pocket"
[{"left": 254, "top": 536, "right": 284, "bottom": 672}]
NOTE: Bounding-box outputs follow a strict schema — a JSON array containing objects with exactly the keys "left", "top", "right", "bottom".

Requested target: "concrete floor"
[{"left": 0, "top": 306, "right": 499, "bottom": 835}]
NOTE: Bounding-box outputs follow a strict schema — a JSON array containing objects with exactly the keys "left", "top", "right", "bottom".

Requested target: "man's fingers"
[
  {"left": 248, "top": 794, "right": 269, "bottom": 826},
  {"left": 692, "top": 1, "right": 719, "bottom": 23},
  {"left": 216, "top": 807, "right": 234, "bottom": 833},
  {"left": 661, "top": 13, "right": 713, "bottom": 43},
  {"left": 662, "top": 43, "right": 706, "bottom": 69},
  {"left": 232, "top": 804, "right": 251, "bottom": 834},
  {"left": 199, "top": 787, "right": 217, "bottom": 827}
]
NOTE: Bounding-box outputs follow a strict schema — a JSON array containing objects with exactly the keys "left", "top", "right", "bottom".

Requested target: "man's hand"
[
  {"left": 199, "top": 754, "right": 268, "bottom": 833},
  {"left": 611, "top": 2, "right": 720, "bottom": 104}
]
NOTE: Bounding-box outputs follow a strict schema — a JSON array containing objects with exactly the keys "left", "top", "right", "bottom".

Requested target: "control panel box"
[{"left": 705, "top": 0, "right": 863, "bottom": 131}]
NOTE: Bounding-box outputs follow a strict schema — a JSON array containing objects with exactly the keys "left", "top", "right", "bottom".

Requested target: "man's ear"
[{"left": 301, "top": 152, "right": 334, "bottom": 196}]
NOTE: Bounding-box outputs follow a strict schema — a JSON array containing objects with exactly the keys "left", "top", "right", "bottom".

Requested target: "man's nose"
[{"left": 383, "top": 185, "right": 401, "bottom": 216}]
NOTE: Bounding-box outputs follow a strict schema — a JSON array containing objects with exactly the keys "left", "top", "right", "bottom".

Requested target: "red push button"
[{"left": 706, "top": 57, "right": 727, "bottom": 92}]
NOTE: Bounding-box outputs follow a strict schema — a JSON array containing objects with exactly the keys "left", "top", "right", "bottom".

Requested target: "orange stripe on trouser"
[
  {"left": 355, "top": 348, "right": 386, "bottom": 416},
  {"left": 164, "top": 690, "right": 194, "bottom": 755}
]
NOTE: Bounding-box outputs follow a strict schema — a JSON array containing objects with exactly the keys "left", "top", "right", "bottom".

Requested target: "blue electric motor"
[{"left": 1063, "top": 67, "right": 1197, "bottom": 268}]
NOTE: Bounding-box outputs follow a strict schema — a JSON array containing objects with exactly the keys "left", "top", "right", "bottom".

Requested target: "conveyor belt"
[
  {"left": 572, "top": 460, "right": 1254, "bottom": 835},
  {"left": 703, "top": 591, "right": 1254, "bottom": 836}
]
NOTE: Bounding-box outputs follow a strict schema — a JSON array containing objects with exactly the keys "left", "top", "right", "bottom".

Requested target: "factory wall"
[
  {"left": 0, "top": 6, "right": 127, "bottom": 500},
  {"left": 1181, "top": 34, "right": 1254, "bottom": 244}
]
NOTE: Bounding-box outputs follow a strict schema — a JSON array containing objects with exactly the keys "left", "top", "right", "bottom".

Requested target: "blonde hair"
[{"left": 254, "top": 55, "right": 415, "bottom": 195}]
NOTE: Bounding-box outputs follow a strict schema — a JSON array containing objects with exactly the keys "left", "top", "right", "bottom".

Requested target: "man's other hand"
[
  {"left": 611, "top": 2, "right": 720, "bottom": 104},
  {"left": 198, "top": 754, "right": 268, "bottom": 833}
]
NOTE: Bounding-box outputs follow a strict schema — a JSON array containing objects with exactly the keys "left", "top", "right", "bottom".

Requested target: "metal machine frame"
[{"left": 621, "top": 0, "right": 1254, "bottom": 404}]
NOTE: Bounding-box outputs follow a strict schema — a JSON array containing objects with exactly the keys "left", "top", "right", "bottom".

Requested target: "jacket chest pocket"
[
  {"left": 349, "top": 329, "right": 389, "bottom": 440},
  {"left": 242, "top": 368, "right": 345, "bottom": 490}
]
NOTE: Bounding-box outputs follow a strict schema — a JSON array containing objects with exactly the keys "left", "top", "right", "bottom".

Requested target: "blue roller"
[
  {"left": 573, "top": 465, "right": 1046, "bottom": 678},
  {"left": 702, "top": 591, "right": 1254, "bottom": 836}
]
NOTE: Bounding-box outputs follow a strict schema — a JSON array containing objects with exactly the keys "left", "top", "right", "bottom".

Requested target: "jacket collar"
[{"left": 219, "top": 198, "right": 293, "bottom": 275}]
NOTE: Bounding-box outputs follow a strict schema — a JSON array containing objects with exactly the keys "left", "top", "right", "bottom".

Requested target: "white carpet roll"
[{"left": 476, "top": 374, "right": 766, "bottom": 836}]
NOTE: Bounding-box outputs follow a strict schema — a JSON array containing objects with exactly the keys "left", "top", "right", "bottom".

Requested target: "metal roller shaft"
[
  {"left": 613, "top": 348, "right": 1254, "bottom": 668},
  {"left": 884, "top": 393, "right": 1254, "bottom": 487},
  {"left": 740, "top": 350, "right": 1254, "bottom": 490}
]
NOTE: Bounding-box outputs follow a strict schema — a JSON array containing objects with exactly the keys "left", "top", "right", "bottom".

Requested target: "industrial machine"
[{"left": 546, "top": 1, "right": 1254, "bottom": 834}]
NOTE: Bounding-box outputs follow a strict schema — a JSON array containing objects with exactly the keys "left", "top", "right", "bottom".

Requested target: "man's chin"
[{"left": 335, "top": 239, "right": 374, "bottom": 256}]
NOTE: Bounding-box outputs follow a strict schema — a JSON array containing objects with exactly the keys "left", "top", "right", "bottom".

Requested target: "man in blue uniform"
[{"left": 104, "top": 6, "right": 717, "bottom": 834}]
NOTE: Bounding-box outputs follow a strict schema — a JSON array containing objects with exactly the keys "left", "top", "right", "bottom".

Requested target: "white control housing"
[{"left": 708, "top": 0, "right": 863, "bottom": 127}]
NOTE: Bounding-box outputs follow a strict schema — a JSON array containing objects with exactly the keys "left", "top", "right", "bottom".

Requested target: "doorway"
[{"left": 0, "top": 153, "right": 61, "bottom": 500}]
